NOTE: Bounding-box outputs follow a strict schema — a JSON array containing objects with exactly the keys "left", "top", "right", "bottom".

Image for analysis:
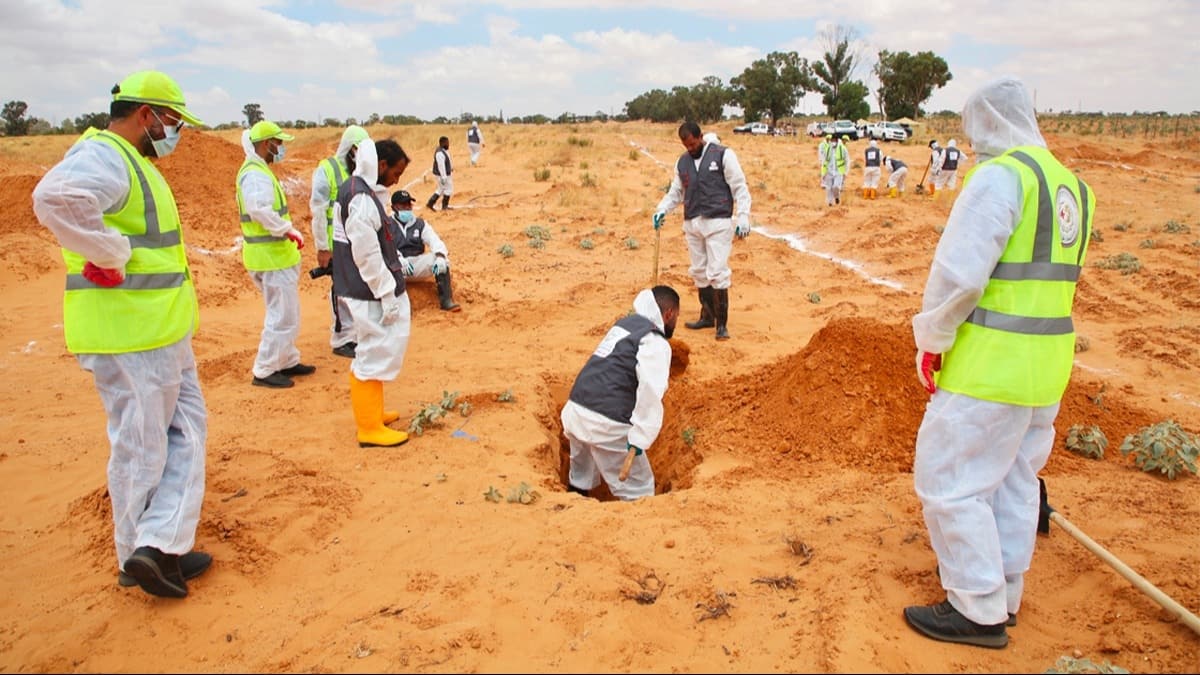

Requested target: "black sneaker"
[
  {"left": 252, "top": 372, "right": 294, "bottom": 388},
  {"left": 903, "top": 600, "right": 1008, "bottom": 649},
  {"left": 122, "top": 546, "right": 188, "bottom": 598},
  {"left": 119, "top": 551, "right": 211, "bottom": 587},
  {"left": 277, "top": 363, "right": 316, "bottom": 377},
  {"left": 331, "top": 343, "right": 356, "bottom": 358}
]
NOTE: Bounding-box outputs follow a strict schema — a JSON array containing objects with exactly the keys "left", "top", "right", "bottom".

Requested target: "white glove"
[
  {"left": 401, "top": 259, "right": 415, "bottom": 277},
  {"left": 432, "top": 257, "right": 447, "bottom": 275},
  {"left": 380, "top": 293, "right": 402, "bottom": 326},
  {"left": 735, "top": 214, "right": 751, "bottom": 239}
]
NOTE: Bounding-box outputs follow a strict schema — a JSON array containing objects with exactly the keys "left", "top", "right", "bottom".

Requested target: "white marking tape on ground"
[
  {"left": 625, "top": 138, "right": 671, "bottom": 170},
  {"left": 190, "top": 238, "right": 243, "bottom": 256},
  {"left": 754, "top": 226, "right": 905, "bottom": 291},
  {"left": 402, "top": 171, "right": 429, "bottom": 191}
]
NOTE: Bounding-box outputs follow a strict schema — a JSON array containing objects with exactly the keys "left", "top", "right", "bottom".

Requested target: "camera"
[{"left": 309, "top": 265, "right": 332, "bottom": 279}]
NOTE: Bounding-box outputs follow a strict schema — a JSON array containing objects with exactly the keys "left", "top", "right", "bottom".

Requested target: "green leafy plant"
[
  {"left": 408, "top": 390, "right": 460, "bottom": 436},
  {"left": 524, "top": 224, "right": 552, "bottom": 241},
  {"left": 1164, "top": 219, "right": 1191, "bottom": 234},
  {"left": 528, "top": 237, "right": 545, "bottom": 249},
  {"left": 682, "top": 427, "right": 697, "bottom": 447},
  {"left": 579, "top": 238, "right": 595, "bottom": 250},
  {"left": 484, "top": 486, "right": 503, "bottom": 503},
  {"left": 496, "top": 388, "right": 516, "bottom": 403},
  {"left": 1044, "top": 655, "right": 1130, "bottom": 674},
  {"left": 1094, "top": 252, "right": 1141, "bottom": 274},
  {"left": 497, "top": 243, "right": 514, "bottom": 258},
  {"left": 624, "top": 237, "right": 639, "bottom": 250},
  {"left": 1065, "top": 424, "right": 1108, "bottom": 459},
  {"left": 1119, "top": 420, "right": 1199, "bottom": 479},
  {"left": 592, "top": 227, "right": 606, "bottom": 235},
  {"left": 808, "top": 292, "right": 821, "bottom": 304},
  {"left": 506, "top": 481, "right": 541, "bottom": 505}
]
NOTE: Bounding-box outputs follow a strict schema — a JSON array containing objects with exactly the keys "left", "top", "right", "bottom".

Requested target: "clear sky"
[{"left": 3, "top": 0, "right": 1196, "bottom": 127}]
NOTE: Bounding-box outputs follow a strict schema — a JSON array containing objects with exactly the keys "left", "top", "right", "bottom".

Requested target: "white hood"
[
  {"left": 337, "top": 125, "right": 369, "bottom": 161},
  {"left": 962, "top": 76, "right": 1045, "bottom": 162},
  {"left": 240, "top": 129, "right": 256, "bottom": 159},
  {"left": 632, "top": 289, "right": 665, "bottom": 332},
  {"left": 352, "top": 136, "right": 379, "bottom": 186}
]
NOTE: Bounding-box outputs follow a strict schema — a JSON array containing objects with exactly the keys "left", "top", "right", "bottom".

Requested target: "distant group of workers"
[{"left": 816, "top": 132, "right": 969, "bottom": 202}]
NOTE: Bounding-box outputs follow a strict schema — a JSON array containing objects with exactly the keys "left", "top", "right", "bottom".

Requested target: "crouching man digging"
[{"left": 561, "top": 286, "right": 680, "bottom": 500}]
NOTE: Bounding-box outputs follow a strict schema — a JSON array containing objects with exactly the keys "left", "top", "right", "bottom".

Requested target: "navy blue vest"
[
  {"left": 677, "top": 144, "right": 734, "bottom": 220},
  {"left": 944, "top": 148, "right": 960, "bottom": 170},
  {"left": 433, "top": 147, "right": 451, "bottom": 176},
  {"left": 467, "top": 128, "right": 481, "bottom": 143},
  {"left": 568, "top": 314, "right": 663, "bottom": 424},
  {"left": 332, "top": 177, "right": 407, "bottom": 301},
  {"left": 395, "top": 216, "right": 427, "bottom": 258},
  {"left": 865, "top": 148, "right": 881, "bottom": 167}
]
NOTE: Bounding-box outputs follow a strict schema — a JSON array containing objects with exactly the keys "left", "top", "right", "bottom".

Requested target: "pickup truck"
[
  {"left": 868, "top": 121, "right": 909, "bottom": 142},
  {"left": 733, "top": 122, "right": 773, "bottom": 135}
]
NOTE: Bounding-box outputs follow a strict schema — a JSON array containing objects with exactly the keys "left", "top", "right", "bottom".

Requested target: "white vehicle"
[
  {"left": 734, "top": 122, "right": 773, "bottom": 135},
  {"left": 869, "top": 121, "right": 909, "bottom": 142}
]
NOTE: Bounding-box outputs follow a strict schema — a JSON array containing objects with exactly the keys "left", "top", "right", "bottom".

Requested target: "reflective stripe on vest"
[
  {"left": 236, "top": 158, "right": 300, "bottom": 272},
  {"left": 61, "top": 129, "right": 197, "bottom": 354},
  {"left": 935, "top": 146, "right": 1094, "bottom": 407},
  {"left": 321, "top": 157, "right": 346, "bottom": 248}
]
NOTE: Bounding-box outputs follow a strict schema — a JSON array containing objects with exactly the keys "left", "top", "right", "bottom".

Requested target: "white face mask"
[
  {"left": 273, "top": 143, "right": 286, "bottom": 161},
  {"left": 147, "top": 109, "right": 181, "bottom": 158}
]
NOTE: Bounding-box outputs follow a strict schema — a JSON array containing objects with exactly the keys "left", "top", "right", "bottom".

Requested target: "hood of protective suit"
[
  {"left": 632, "top": 289, "right": 666, "bottom": 332},
  {"left": 947, "top": 139, "right": 957, "bottom": 148},
  {"left": 337, "top": 125, "right": 369, "bottom": 161},
  {"left": 868, "top": 139, "right": 878, "bottom": 148},
  {"left": 962, "top": 76, "right": 1045, "bottom": 162},
  {"left": 702, "top": 132, "right": 720, "bottom": 145},
  {"left": 240, "top": 129, "right": 256, "bottom": 159},
  {"left": 352, "top": 136, "right": 379, "bottom": 186}
]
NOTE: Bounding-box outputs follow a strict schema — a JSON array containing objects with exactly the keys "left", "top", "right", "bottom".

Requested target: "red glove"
[
  {"left": 916, "top": 350, "right": 942, "bottom": 394},
  {"left": 285, "top": 228, "right": 305, "bottom": 250},
  {"left": 82, "top": 262, "right": 125, "bottom": 287}
]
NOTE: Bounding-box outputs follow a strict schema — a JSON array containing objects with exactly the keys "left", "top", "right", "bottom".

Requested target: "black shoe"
[
  {"left": 122, "top": 546, "right": 188, "bottom": 598},
  {"left": 252, "top": 372, "right": 294, "bottom": 388},
  {"left": 277, "top": 363, "right": 316, "bottom": 377},
  {"left": 332, "top": 342, "right": 357, "bottom": 358},
  {"left": 835, "top": 197, "right": 840, "bottom": 204},
  {"left": 120, "top": 551, "right": 212, "bottom": 587},
  {"left": 1006, "top": 613, "right": 1017, "bottom": 627},
  {"left": 903, "top": 600, "right": 1008, "bottom": 649},
  {"left": 567, "top": 484, "right": 590, "bottom": 497}
]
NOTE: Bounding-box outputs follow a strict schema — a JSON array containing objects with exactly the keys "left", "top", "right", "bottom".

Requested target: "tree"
[
  {"left": 829, "top": 80, "right": 871, "bottom": 121},
  {"left": 729, "top": 51, "right": 816, "bottom": 128},
  {"left": 74, "top": 112, "right": 110, "bottom": 130},
  {"left": 873, "top": 50, "right": 952, "bottom": 120},
  {"left": 242, "top": 103, "right": 264, "bottom": 127},
  {"left": 3, "top": 100, "right": 32, "bottom": 136},
  {"left": 812, "top": 25, "right": 866, "bottom": 118}
]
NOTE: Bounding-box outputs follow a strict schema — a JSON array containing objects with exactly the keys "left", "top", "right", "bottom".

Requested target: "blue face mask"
[
  {"left": 273, "top": 143, "right": 286, "bottom": 161},
  {"left": 394, "top": 209, "right": 415, "bottom": 224},
  {"left": 147, "top": 109, "right": 181, "bottom": 158}
]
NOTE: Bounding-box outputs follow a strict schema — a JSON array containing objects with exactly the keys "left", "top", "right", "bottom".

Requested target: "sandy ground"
[{"left": 0, "top": 121, "right": 1198, "bottom": 673}]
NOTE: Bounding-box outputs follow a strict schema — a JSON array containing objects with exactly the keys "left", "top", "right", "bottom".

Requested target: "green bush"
[
  {"left": 1065, "top": 424, "right": 1107, "bottom": 459},
  {"left": 1119, "top": 420, "right": 1199, "bottom": 479}
]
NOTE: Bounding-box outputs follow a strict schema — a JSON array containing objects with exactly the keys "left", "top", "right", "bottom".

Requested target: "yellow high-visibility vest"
[
  {"left": 319, "top": 156, "right": 347, "bottom": 249},
  {"left": 60, "top": 129, "right": 198, "bottom": 354},
  {"left": 936, "top": 146, "right": 1095, "bottom": 406},
  {"left": 235, "top": 158, "right": 300, "bottom": 272}
]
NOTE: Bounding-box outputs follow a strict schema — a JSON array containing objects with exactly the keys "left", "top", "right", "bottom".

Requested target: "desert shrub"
[
  {"left": 497, "top": 243, "right": 514, "bottom": 258},
  {"left": 1094, "top": 252, "right": 1141, "bottom": 274},
  {"left": 624, "top": 237, "right": 639, "bottom": 250},
  {"left": 409, "top": 390, "right": 460, "bottom": 436},
  {"left": 1065, "top": 424, "right": 1108, "bottom": 459},
  {"left": 528, "top": 238, "right": 545, "bottom": 249},
  {"left": 628, "top": 149, "right": 640, "bottom": 160},
  {"left": 807, "top": 292, "right": 821, "bottom": 304},
  {"left": 1119, "top": 420, "right": 1199, "bottom": 480},
  {"left": 1112, "top": 221, "right": 1131, "bottom": 231},
  {"left": 1164, "top": 219, "right": 1190, "bottom": 234},
  {"left": 1044, "top": 655, "right": 1130, "bottom": 674},
  {"left": 1138, "top": 239, "right": 1155, "bottom": 249},
  {"left": 592, "top": 227, "right": 606, "bottom": 235},
  {"left": 1074, "top": 335, "right": 1090, "bottom": 353},
  {"left": 579, "top": 161, "right": 589, "bottom": 170},
  {"left": 580, "top": 172, "right": 597, "bottom": 187},
  {"left": 579, "top": 238, "right": 594, "bottom": 250},
  {"left": 496, "top": 388, "right": 515, "bottom": 403},
  {"left": 524, "top": 224, "right": 552, "bottom": 241},
  {"left": 533, "top": 167, "right": 551, "bottom": 182},
  {"left": 682, "top": 427, "right": 697, "bottom": 447},
  {"left": 1089, "top": 228, "right": 1103, "bottom": 243},
  {"left": 567, "top": 135, "right": 592, "bottom": 147}
]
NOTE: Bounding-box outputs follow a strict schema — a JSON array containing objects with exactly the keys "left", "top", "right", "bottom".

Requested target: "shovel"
[
  {"left": 1038, "top": 478, "right": 1200, "bottom": 635},
  {"left": 914, "top": 161, "right": 931, "bottom": 195}
]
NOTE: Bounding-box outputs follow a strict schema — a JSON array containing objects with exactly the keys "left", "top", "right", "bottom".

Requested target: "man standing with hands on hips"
[
  {"left": 652, "top": 121, "right": 751, "bottom": 341},
  {"left": 906, "top": 76, "right": 1095, "bottom": 649}
]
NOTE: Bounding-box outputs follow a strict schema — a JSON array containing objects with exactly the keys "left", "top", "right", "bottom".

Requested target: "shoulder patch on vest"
[{"left": 1056, "top": 185, "right": 1080, "bottom": 247}]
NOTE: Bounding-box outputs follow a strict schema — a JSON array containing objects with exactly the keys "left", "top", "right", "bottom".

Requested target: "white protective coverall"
[
  {"left": 433, "top": 145, "right": 453, "bottom": 199},
  {"left": 928, "top": 141, "right": 944, "bottom": 190},
  {"left": 885, "top": 157, "right": 909, "bottom": 191},
  {"left": 821, "top": 139, "right": 849, "bottom": 205},
  {"left": 396, "top": 215, "right": 452, "bottom": 280},
  {"left": 654, "top": 142, "right": 751, "bottom": 289},
  {"left": 942, "top": 139, "right": 968, "bottom": 190},
  {"left": 862, "top": 139, "right": 882, "bottom": 190},
  {"left": 334, "top": 139, "right": 412, "bottom": 381},
  {"left": 911, "top": 76, "right": 1057, "bottom": 627},
  {"left": 466, "top": 121, "right": 484, "bottom": 166},
  {"left": 561, "top": 289, "right": 672, "bottom": 500},
  {"left": 239, "top": 131, "right": 305, "bottom": 379},
  {"left": 32, "top": 133, "right": 207, "bottom": 570},
  {"left": 310, "top": 126, "right": 368, "bottom": 349}
]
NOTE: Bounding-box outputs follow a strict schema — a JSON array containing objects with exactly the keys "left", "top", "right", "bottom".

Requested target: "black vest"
[
  {"left": 467, "top": 127, "right": 480, "bottom": 143},
  {"left": 677, "top": 144, "right": 734, "bottom": 220},
  {"left": 433, "top": 147, "right": 451, "bottom": 176},
  {"left": 889, "top": 158, "right": 907, "bottom": 172},
  {"left": 568, "top": 314, "right": 663, "bottom": 425},
  {"left": 943, "top": 148, "right": 960, "bottom": 170},
  {"left": 395, "top": 215, "right": 427, "bottom": 258},
  {"left": 332, "top": 176, "right": 406, "bottom": 301},
  {"left": 865, "top": 148, "right": 881, "bottom": 167}
]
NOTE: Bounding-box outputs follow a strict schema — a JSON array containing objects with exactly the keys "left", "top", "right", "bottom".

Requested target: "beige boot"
[{"left": 350, "top": 373, "right": 409, "bottom": 447}]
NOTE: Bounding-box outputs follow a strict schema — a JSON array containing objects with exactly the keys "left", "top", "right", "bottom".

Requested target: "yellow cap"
[
  {"left": 249, "top": 120, "right": 295, "bottom": 143},
  {"left": 111, "top": 70, "right": 204, "bottom": 127}
]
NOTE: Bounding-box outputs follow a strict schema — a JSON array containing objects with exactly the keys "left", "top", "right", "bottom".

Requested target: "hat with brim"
[
  {"left": 391, "top": 189, "right": 414, "bottom": 205},
  {"left": 111, "top": 70, "right": 205, "bottom": 127},
  {"left": 249, "top": 120, "right": 295, "bottom": 143}
]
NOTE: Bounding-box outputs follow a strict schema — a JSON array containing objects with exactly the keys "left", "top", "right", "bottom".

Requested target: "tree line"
[{"left": 626, "top": 25, "right": 952, "bottom": 127}]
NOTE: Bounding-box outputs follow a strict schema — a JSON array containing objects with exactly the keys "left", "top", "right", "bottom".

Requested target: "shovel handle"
[
  {"left": 618, "top": 448, "right": 637, "bottom": 482},
  {"left": 652, "top": 227, "right": 661, "bottom": 285},
  {"left": 1050, "top": 511, "right": 1200, "bottom": 635}
]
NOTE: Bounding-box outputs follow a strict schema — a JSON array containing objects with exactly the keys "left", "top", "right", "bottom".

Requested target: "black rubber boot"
[
  {"left": 441, "top": 194, "right": 450, "bottom": 210},
  {"left": 435, "top": 271, "right": 461, "bottom": 312},
  {"left": 426, "top": 194, "right": 439, "bottom": 211},
  {"left": 714, "top": 288, "right": 730, "bottom": 340},
  {"left": 685, "top": 287, "right": 715, "bottom": 330}
]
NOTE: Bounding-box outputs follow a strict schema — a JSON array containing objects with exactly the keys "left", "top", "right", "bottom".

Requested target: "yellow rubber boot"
[
  {"left": 382, "top": 410, "right": 401, "bottom": 425},
  {"left": 349, "top": 373, "right": 409, "bottom": 447},
  {"left": 928, "top": 185, "right": 936, "bottom": 197},
  {"left": 888, "top": 187, "right": 898, "bottom": 198}
]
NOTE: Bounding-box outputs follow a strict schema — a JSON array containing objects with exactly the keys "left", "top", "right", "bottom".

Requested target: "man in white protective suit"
[
  {"left": 905, "top": 75, "right": 1095, "bottom": 649},
  {"left": 330, "top": 136, "right": 414, "bottom": 448},
  {"left": 561, "top": 286, "right": 680, "bottom": 501},
  {"left": 466, "top": 120, "right": 485, "bottom": 166},
  {"left": 310, "top": 125, "right": 370, "bottom": 358}
]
